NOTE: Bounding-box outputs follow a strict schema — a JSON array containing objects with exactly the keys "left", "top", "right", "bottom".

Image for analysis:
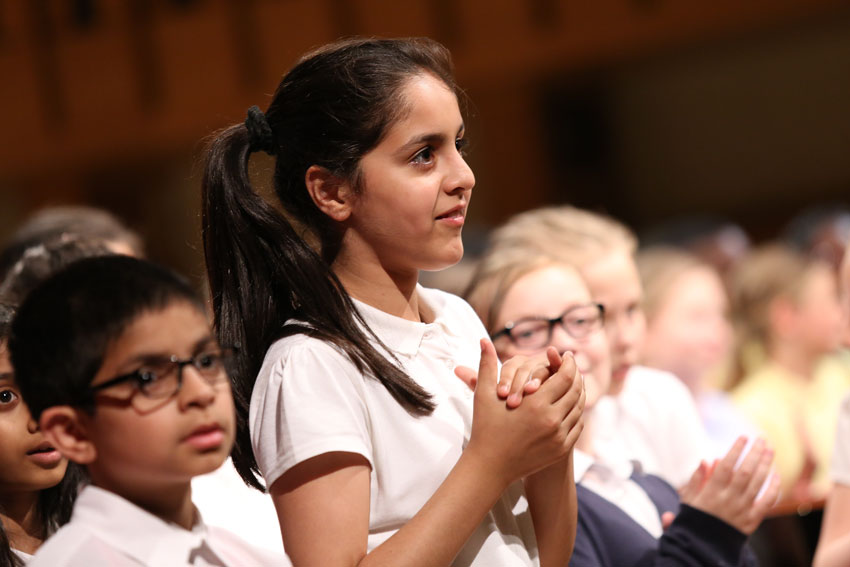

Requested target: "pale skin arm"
[
  {"left": 271, "top": 340, "right": 581, "bottom": 567},
  {"left": 813, "top": 483, "right": 850, "bottom": 567}
]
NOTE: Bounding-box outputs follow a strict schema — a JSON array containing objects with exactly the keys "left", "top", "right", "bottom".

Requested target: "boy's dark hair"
[
  {"left": 1, "top": 304, "right": 85, "bottom": 567},
  {"left": 9, "top": 255, "right": 203, "bottom": 422},
  {"left": 203, "top": 36, "right": 459, "bottom": 488},
  {"left": 0, "top": 206, "right": 143, "bottom": 282}
]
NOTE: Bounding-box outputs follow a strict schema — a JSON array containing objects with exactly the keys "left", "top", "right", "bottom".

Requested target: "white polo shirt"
[
  {"left": 30, "top": 485, "right": 287, "bottom": 566},
  {"left": 250, "top": 286, "right": 539, "bottom": 566},
  {"left": 192, "top": 458, "right": 283, "bottom": 554},
  {"left": 590, "top": 365, "right": 709, "bottom": 488}
]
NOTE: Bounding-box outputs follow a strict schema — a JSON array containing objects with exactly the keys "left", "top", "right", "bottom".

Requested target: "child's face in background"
[
  {"left": 493, "top": 264, "right": 611, "bottom": 410},
  {"left": 788, "top": 262, "right": 844, "bottom": 356},
  {"left": 641, "top": 266, "right": 733, "bottom": 390},
  {"left": 78, "top": 301, "right": 235, "bottom": 495},
  {"left": 841, "top": 245, "right": 850, "bottom": 348},
  {"left": 580, "top": 249, "right": 646, "bottom": 396},
  {"left": 0, "top": 341, "right": 68, "bottom": 496}
]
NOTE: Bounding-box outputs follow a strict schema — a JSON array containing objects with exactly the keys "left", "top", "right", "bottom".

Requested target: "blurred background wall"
[{"left": 2, "top": 0, "right": 850, "bottom": 282}]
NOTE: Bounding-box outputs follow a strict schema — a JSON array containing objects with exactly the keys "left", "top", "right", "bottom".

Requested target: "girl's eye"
[
  {"left": 411, "top": 147, "right": 434, "bottom": 165},
  {"left": 455, "top": 138, "right": 468, "bottom": 155},
  {"left": 0, "top": 388, "right": 19, "bottom": 406}
]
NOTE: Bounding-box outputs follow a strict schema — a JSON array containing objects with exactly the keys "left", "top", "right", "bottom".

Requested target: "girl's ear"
[
  {"left": 39, "top": 406, "right": 97, "bottom": 465},
  {"left": 305, "top": 165, "right": 354, "bottom": 222}
]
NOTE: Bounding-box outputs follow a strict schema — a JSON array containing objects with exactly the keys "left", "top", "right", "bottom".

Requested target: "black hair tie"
[{"left": 245, "top": 105, "right": 276, "bottom": 155}]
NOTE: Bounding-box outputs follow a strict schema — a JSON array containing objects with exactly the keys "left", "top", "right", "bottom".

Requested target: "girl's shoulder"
[{"left": 261, "top": 331, "right": 355, "bottom": 377}]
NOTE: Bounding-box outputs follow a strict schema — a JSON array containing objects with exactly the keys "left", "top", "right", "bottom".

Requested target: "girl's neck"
[
  {"left": 0, "top": 491, "right": 44, "bottom": 554},
  {"left": 769, "top": 339, "right": 819, "bottom": 380},
  {"left": 332, "top": 247, "right": 426, "bottom": 322}
]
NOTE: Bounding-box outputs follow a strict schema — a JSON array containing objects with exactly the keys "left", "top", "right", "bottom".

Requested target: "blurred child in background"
[
  {"left": 465, "top": 250, "right": 775, "bottom": 567},
  {"left": 637, "top": 246, "right": 759, "bottom": 456},
  {"left": 484, "top": 205, "right": 709, "bottom": 488},
  {"left": 0, "top": 303, "right": 83, "bottom": 567},
  {"left": 730, "top": 244, "right": 847, "bottom": 503}
]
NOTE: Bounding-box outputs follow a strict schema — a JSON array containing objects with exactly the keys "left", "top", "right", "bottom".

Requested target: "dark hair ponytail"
[{"left": 203, "top": 38, "right": 459, "bottom": 488}]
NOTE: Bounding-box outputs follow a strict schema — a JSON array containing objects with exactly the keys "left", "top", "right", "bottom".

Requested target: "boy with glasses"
[{"left": 8, "top": 256, "right": 284, "bottom": 566}]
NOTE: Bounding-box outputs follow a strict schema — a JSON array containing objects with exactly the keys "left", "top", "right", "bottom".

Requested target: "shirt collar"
[
  {"left": 573, "top": 449, "right": 636, "bottom": 483},
  {"left": 71, "top": 485, "right": 226, "bottom": 566},
  {"left": 351, "top": 285, "right": 451, "bottom": 357}
]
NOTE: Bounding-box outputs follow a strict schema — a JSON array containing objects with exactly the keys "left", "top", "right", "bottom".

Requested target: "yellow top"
[{"left": 732, "top": 355, "right": 850, "bottom": 500}]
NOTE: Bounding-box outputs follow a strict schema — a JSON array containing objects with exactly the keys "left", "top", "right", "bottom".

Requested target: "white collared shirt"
[
  {"left": 30, "top": 485, "right": 288, "bottom": 567},
  {"left": 192, "top": 458, "right": 283, "bottom": 555},
  {"left": 574, "top": 450, "right": 663, "bottom": 538},
  {"left": 591, "top": 365, "right": 709, "bottom": 488},
  {"left": 250, "top": 285, "right": 539, "bottom": 566}
]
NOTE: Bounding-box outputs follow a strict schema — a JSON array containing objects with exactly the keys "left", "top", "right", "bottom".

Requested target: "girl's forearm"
[
  {"left": 358, "top": 447, "right": 511, "bottom": 567},
  {"left": 524, "top": 451, "right": 577, "bottom": 567}
]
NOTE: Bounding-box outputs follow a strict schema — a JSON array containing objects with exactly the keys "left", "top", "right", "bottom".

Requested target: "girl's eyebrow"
[
  {"left": 399, "top": 123, "right": 465, "bottom": 153},
  {"left": 0, "top": 372, "right": 14, "bottom": 383}
]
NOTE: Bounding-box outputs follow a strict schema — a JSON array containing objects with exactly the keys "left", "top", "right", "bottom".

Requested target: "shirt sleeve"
[
  {"left": 831, "top": 392, "right": 850, "bottom": 485},
  {"left": 250, "top": 337, "right": 374, "bottom": 488}
]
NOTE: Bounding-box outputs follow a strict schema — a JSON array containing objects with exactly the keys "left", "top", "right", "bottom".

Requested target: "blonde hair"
[
  {"left": 464, "top": 250, "right": 561, "bottom": 333},
  {"left": 636, "top": 246, "right": 710, "bottom": 321},
  {"left": 728, "top": 243, "right": 815, "bottom": 387},
  {"left": 487, "top": 206, "right": 637, "bottom": 269}
]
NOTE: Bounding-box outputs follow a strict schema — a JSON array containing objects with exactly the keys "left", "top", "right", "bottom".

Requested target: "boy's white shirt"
[
  {"left": 191, "top": 457, "right": 284, "bottom": 554},
  {"left": 590, "top": 365, "right": 710, "bottom": 488},
  {"left": 29, "top": 485, "right": 289, "bottom": 567}
]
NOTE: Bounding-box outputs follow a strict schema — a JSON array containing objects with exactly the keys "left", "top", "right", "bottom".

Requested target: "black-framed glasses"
[
  {"left": 83, "top": 347, "right": 235, "bottom": 411},
  {"left": 491, "top": 303, "right": 605, "bottom": 350}
]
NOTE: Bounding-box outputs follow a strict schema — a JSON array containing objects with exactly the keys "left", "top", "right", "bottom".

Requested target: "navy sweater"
[{"left": 571, "top": 472, "right": 758, "bottom": 567}]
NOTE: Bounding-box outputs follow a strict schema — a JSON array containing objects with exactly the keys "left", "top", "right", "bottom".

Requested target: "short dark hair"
[
  {"left": 0, "top": 234, "right": 114, "bottom": 306},
  {"left": 9, "top": 256, "right": 203, "bottom": 421},
  {"left": 0, "top": 206, "right": 144, "bottom": 281}
]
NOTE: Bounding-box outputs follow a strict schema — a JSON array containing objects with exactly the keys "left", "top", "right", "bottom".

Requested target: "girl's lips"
[
  {"left": 27, "top": 443, "right": 63, "bottom": 467},
  {"left": 183, "top": 424, "right": 225, "bottom": 451}
]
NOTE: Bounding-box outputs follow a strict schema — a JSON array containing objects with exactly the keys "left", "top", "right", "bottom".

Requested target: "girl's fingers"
[
  {"left": 711, "top": 436, "right": 748, "bottom": 487},
  {"left": 680, "top": 461, "right": 707, "bottom": 503},
  {"left": 476, "top": 339, "right": 500, "bottom": 395},
  {"left": 753, "top": 471, "right": 781, "bottom": 518},
  {"left": 499, "top": 354, "right": 550, "bottom": 408},
  {"left": 454, "top": 366, "right": 478, "bottom": 392},
  {"left": 743, "top": 446, "right": 775, "bottom": 502},
  {"left": 729, "top": 438, "right": 765, "bottom": 493}
]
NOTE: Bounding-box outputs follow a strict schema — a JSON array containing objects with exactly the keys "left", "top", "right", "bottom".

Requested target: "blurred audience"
[
  {"left": 641, "top": 215, "right": 752, "bottom": 286},
  {"left": 783, "top": 204, "right": 850, "bottom": 274},
  {"left": 476, "top": 205, "right": 710, "bottom": 487},
  {"left": 730, "top": 244, "right": 848, "bottom": 503},
  {"left": 465, "top": 251, "right": 771, "bottom": 567},
  {"left": 637, "top": 246, "right": 759, "bottom": 456},
  {"left": 814, "top": 237, "right": 850, "bottom": 567}
]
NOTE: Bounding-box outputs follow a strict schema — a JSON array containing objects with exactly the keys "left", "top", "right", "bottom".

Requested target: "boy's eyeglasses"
[
  {"left": 83, "top": 348, "right": 235, "bottom": 411},
  {"left": 491, "top": 303, "right": 605, "bottom": 350}
]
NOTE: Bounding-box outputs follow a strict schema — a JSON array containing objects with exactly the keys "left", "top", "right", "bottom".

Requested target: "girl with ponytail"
[{"left": 202, "top": 37, "right": 584, "bottom": 566}]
